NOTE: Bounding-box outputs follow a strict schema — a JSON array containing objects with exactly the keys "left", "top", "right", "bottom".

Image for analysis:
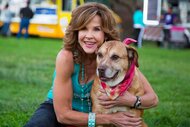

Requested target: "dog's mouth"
[{"left": 99, "top": 71, "right": 119, "bottom": 82}]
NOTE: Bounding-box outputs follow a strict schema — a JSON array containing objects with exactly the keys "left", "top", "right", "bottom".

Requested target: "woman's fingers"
[
  {"left": 98, "top": 89, "right": 116, "bottom": 108},
  {"left": 99, "top": 87, "right": 106, "bottom": 93},
  {"left": 98, "top": 93, "right": 110, "bottom": 101},
  {"left": 111, "top": 112, "right": 142, "bottom": 127},
  {"left": 99, "top": 100, "right": 116, "bottom": 108},
  {"left": 123, "top": 113, "right": 142, "bottom": 127}
]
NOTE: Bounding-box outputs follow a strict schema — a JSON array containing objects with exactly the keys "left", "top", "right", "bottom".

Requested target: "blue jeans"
[
  {"left": 17, "top": 18, "right": 30, "bottom": 38},
  {"left": 24, "top": 100, "right": 63, "bottom": 127},
  {"left": 1, "top": 22, "right": 10, "bottom": 36}
]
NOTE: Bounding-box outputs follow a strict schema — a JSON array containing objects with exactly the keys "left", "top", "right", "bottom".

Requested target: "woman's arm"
[
  {"left": 53, "top": 49, "right": 89, "bottom": 125},
  {"left": 98, "top": 70, "right": 159, "bottom": 109},
  {"left": 137, "top": 70, "right": 159, "bottom": 109},
  {"left": 53, "top": 49, "right": 142, "bottom": 127}
]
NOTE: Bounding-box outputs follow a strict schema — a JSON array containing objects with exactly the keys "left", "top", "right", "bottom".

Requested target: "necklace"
[{"left": 80, "top": 64, "right": 91, "bottom": 112}]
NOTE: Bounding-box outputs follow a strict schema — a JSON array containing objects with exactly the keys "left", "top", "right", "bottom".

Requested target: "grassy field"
[{"left": 0, "top": 37, "right": 190, "bottom": 127}]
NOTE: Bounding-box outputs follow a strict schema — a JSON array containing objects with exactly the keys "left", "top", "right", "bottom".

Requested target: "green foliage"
[{"left": 0, "top": 37, "right": 190, "bottom": 127}]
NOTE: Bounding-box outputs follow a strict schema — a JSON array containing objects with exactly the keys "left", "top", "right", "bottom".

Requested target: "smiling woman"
[{"left": 23, "top": 2, "right": 122, "bottom": 127}]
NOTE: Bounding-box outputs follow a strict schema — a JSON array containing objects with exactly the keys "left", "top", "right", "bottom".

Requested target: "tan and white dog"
[{"left": 91, "top": 39, "right": 147, "bottom": 127}]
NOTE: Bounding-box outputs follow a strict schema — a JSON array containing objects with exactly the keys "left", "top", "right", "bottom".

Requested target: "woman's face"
[{"left": 78, "top": 15, "right": 105, "bottom": 54}]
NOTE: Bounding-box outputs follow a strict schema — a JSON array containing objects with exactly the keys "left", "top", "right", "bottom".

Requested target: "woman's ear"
[{"left": 126, "top": 46, "right": 139, "bottom": 67}]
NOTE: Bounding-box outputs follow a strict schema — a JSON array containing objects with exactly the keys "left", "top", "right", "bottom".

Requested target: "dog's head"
[{"left": 96, "top": 40, "right": 138, "bottom": 87}]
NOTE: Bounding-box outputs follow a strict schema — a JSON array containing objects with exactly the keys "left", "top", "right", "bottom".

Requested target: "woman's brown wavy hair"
[{"left": 63, "top": 2, "right": 120, "bottom": 64}]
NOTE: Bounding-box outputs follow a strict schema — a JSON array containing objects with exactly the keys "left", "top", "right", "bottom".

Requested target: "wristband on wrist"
[
  {"left": 88, "top": 112, "right": 96, "bottom": 127},
  {"left": 133, "top": 96, "right": 141, "bottom": 108}
]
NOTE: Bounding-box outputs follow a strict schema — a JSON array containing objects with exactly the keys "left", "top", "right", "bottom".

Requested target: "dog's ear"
[{"left": 126, "top": 46, "right": 139, "bottom": 67}]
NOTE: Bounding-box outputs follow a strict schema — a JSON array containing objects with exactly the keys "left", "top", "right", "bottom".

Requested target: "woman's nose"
[{"left": 85, "top": 31, "right": 93, "bottom": 39}]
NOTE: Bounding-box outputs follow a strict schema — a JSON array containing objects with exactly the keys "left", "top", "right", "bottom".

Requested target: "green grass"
[
  {"left": 137, "top": 44, "right": 190, "bottom": 127},
  {"left": 0, "top": 37, "right": 190, "bottom": 127}
]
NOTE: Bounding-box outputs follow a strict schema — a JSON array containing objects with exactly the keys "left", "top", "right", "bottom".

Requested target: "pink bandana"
[{"left": 101, "top": 61, "right": 135, "bottom": 100}]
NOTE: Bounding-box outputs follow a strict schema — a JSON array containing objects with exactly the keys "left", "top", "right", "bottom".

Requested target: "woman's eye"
[
  {"left": 111, "top": 55, "right": 119, "bottom": 61},
  {"left": 94, "top": 27, "right": 101, "bottom": 31}
]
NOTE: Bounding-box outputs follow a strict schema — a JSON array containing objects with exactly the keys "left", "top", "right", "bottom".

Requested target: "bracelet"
[
  {"left": 133, "top": 96, "right": 141, "bottom": 108},
  {"left": 88, "top": 112, "right": 96, "bottom": 127}
]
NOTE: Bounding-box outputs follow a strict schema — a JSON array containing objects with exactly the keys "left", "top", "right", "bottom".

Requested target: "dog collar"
[{"left": 101, "top": 61, "right": 135, "bottom": 100}]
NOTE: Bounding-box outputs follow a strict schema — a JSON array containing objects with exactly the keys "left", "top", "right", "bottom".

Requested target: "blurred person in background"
[
  {"left": 161, "top": 6, "right": 177, "bottom": 44},
  {"left": 17, "top": 1, "right": 34, "bottom": 39},
  {"left": 133, "top": 5, "right": 145, "bottom": 48},
  {"left": 0, "top": 3, "right": 13, "bottom": 37}
]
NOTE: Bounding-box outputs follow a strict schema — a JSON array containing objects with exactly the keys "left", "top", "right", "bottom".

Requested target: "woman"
[
  {"left": 0, "top": 3, "right": 13, "bottom": 36},
  {"left": 24, "top": 2, "right": 158, "bottom": 127},
  {"left": 133, "top": 5, "right": 145, "bottom": 48}
]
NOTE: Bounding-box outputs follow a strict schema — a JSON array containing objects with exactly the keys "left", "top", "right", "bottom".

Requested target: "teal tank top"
[{"left": 47, "top": 63, "right": 93, "bottom": 113}]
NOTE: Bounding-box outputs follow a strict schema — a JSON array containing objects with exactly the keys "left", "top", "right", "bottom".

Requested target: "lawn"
[{"left": 0, "top": 37, "right": 190, "bottom": 127}]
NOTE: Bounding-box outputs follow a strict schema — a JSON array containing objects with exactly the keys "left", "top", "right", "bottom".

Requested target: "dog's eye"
[
  {"left": 97, "top": 52, "right": 103, "bottom": 58},
  {"left": 111, "top": 54, "right": 119, "bottom": 61}
]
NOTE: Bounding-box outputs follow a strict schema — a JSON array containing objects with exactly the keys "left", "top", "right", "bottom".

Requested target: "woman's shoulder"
[
  {"left": 56, "top": 49, "right": 74, "bottom": 71},
  {"left": 56, "top": 49, "right": 73, "bottom": 60}
]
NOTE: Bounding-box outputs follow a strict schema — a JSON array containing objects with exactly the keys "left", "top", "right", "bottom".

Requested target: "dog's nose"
[
  {"left": 98, "top": 66, "right": 106, "bottom": 77},
  {"left": 98, "top": 68, "right": 105, "bottom": 73}
]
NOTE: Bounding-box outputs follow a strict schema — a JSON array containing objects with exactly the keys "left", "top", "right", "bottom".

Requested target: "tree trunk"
[{"left": 109, "top": 0, "right": 138, "bottom": 40}]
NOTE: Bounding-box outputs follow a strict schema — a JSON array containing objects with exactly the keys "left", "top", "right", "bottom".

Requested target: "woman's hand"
[
  {"left": 98, "top": 88, "right": 136, "bottom": 108},
  {"left": 110, "top": 112, "right": 142, "bottom": 127}
]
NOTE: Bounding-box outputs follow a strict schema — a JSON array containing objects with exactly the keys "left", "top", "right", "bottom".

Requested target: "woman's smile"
[{"left": 84, "top": 41, "right": 96, "bottom": 48}]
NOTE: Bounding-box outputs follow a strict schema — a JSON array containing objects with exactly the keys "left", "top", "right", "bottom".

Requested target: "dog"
[{"left": 91, "top": 39, "right": 147, "bottom": 127}]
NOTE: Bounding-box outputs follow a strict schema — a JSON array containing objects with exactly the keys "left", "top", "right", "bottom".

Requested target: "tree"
[{"left": 109, "top": 0, "right": 140, "bottom": 40}]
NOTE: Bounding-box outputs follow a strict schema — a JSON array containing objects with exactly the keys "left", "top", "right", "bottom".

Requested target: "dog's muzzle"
[{"left": 97, "top": 65, "right": 119, "bottom": 82}]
